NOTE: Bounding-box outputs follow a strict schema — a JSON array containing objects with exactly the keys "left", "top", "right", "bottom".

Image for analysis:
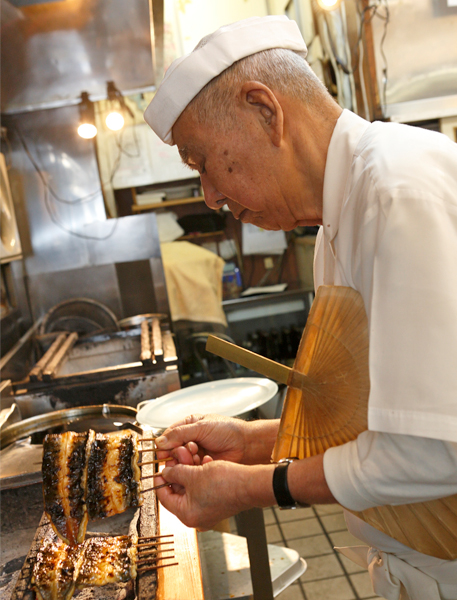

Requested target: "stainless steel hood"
[{"left": 1, "top": 0, "right": 164, "bottom": 113}]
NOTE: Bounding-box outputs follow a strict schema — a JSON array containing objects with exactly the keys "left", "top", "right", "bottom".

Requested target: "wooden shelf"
[{"left": 132, "top": 196, "right": 205, "bottom": 212}]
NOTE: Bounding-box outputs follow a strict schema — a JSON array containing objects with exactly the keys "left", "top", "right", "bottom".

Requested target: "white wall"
[
  {"left": 371, "top": 0, "right": 457, "bottom": 105},
  {"left": 169, "top": 0, "right": 269, "bottom": 55}
]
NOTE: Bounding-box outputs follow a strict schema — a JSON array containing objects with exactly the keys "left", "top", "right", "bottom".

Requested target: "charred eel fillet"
[
  {"left": 31, "top": 537, "right": 80, "bottom": 600},
  {"left": 32, "top": 535, "right": 138, "bottom": 600},
  {"left": 86, "top": 430, "right": 142, "bottom": 520},
  {"left": 75, "top": 535, "right": 138, "bottom": 586},
  {"left": 42, "top": 430, "right": 142, "bottom": 545},
  {"left": 42, "top": 431, "right": 94, "bottom": 546}
]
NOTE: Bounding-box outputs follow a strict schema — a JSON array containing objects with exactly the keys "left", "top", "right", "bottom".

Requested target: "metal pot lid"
[
  {"left": 39, "top": 298, "right": 120, "bottom": 336},
  {"left": 0, "top": 404, "right": 137, "bottom": 450}
]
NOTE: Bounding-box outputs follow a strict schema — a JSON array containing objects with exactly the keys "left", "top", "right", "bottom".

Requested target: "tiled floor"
[{"left": 261, "top": 504, "right": 385, "bottom": 600}]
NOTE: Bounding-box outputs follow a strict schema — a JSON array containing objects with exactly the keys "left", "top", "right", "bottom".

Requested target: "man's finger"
[
  {"left": 155, "top": 419, "right": 206, "bottom": 450},
  {"left": 186, "top": 441, "right": 199, "bottom": 455},
  {"left": 160, "top": 464, "right": 193, "bottom": 487},
  {"left": 173, "top": 445, "right": 195, "bottom": 465},
  {"left": 164, "top": 414, "right": 205, "bottom": 430}
]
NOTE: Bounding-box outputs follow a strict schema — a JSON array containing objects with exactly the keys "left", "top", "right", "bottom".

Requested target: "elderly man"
[{"left": 144, "top": 16, "right": 457, "bottom": 600}]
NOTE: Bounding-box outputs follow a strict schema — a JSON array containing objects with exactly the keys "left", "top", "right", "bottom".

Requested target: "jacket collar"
[{"left": 322, "top": 109, "right": 370, "bottom": 244}]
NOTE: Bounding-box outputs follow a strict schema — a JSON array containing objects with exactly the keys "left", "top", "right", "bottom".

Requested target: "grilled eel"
[
  {"left": 32, "top": 535, "right": 138, "bottom": 600},
  {"left": 42, "top": 430, "right": 142, "bottom": 546},
  {"left": 31, "top": 537, "right": 80, "bottom": 600},
  {"left": 75, "top": 535, "right": 137, "bottom": 587},
  {"left": 42, "top": 431, "right": 94, "bottom": 546},
  {"left": 86, "top": 430, "right": 142, "bottom": 520}
]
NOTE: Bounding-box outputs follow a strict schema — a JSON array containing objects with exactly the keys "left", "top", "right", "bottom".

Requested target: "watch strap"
[{"left": 272, "top": 460, "right": 297, "bottom": 509}]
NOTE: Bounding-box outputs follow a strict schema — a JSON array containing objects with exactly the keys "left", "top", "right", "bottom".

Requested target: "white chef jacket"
[
  {"left": 314, "top": 110, "right": 457, "bottom": 598},
  {"left": 315, "top": 109, "right": 457, "bottom": 442}
]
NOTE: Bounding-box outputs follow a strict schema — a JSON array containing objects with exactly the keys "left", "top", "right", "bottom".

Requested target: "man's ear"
[{"left": 240, "top": 82, "right": 284, "bottom": 147}]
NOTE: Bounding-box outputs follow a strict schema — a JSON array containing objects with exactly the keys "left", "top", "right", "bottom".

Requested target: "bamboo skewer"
[
  {"left": 138, "top": 549, "right": 175, "bottom": 559},
  {"left": 137, "top": 540, "right": 174, "bottom": 549},
  {"left": 140, "top": 472, "right": 163, "bottom": 480},
  {"left": 138, "top": 534, "right": 173, "bottom": 540},
  {"left": 137, "top": 562, "right": 179, "bottom": 573},
  {"left": 139, "top": 438, "right": 158, "bottom": 443},
  {"left": 140, "top": 483, "right": 170, "bottom": 492},
  {"left": 137, "top": 555, "right": 176, "bottom": 566},
  {"left": 138, "top": 457, "right": 173, "bottom": 466}
]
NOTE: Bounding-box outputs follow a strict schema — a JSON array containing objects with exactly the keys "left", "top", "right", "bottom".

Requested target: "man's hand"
[
  {"left": 155, "top": 460, "right": 276, "bottom": 530},
  {"left": 155, "top": 414, "right": 280, "bottom": 465}
]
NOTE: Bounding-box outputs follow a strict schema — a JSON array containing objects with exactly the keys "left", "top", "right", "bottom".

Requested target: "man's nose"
[{"left": 200, "top": 174, "right": 224, "bottom": 210}]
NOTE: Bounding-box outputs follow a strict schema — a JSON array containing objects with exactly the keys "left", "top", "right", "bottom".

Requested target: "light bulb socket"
[
  {"left": 78, "top": 91, "right": 97, "bottom": 138},
  {"left": 106, "top": 81, "right": 134, "bottom": 119}
]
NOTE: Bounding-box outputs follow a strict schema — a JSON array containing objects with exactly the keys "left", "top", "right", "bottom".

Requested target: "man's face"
[{"left": 172, "top": 107, "right": 319, "bottom": 231}]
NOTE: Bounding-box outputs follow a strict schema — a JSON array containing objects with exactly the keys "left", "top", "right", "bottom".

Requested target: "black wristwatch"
[{"left": 272, "top": 458, "right": 309, "bottom": 510}]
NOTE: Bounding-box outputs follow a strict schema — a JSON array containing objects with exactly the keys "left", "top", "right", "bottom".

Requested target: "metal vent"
[{"left": 1, "top": 0, "right": 163, "bottom": 113}]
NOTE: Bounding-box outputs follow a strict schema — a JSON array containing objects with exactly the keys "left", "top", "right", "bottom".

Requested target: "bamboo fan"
[
  {"left": 207, "top": 285, "right": 457, "bottom": 560},
  {"left": 272, "top": 285, "right": 370, "bottom": 460},
  {"left": 207, "top": 286, "right": 370, "bottom": 457}
]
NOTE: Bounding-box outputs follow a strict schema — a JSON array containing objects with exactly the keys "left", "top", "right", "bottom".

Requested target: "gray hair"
[{"left": 185, "top": 47, "right": 331, "bottom": 129}]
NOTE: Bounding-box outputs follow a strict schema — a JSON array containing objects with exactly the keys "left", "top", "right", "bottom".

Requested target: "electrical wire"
[
  {"left": 14, "top": 125, "right": 101, "bottom": 206},
  {"left": 41, "top": 175, "right": 119, "bottom": 241},
  {"left": 322, "top": 0, "right": 389, "bottom": 80},
  {"left": 377, "top": 0, "right": 390, "bottom": 113},
  {"left": 109, "top": 107, "right": 141, "bottom": 161},
  {"left": 319, "top": 0, "right": 390, "bottom": 118},
  {"left": 14, "top": 125, "right": 119, "bottom": 241}
]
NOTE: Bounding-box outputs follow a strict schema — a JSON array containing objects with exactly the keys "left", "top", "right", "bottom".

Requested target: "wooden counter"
[{"left": 157, "top": 502, "right": 204, "bottom": 600}]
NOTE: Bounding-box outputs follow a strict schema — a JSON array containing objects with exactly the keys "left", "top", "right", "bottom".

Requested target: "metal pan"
[{"left": 0, "top": 404, "right": 137, "bottom": 449}]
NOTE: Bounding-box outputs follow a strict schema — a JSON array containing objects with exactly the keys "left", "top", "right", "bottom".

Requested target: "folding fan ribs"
[
  {"left": 207, "top": 285, "right": 457, "bottom": 560},
  {"left": 207, "top": 285, "right": 370, "bottom": 459},
  {"left": 273, "top": 285, "right": 369, "bottom": 460}
]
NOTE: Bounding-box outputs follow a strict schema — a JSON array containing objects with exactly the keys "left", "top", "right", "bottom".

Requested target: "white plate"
[{"left": 136, "top": 377, "right": 278, "bottom": 429}]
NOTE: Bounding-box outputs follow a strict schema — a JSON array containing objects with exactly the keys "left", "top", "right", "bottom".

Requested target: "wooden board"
[
  {"left": 156, "top": 502, "right": 204, "bottom": 600},
  {"left": 137, "top": 433, "right": 159, "bottom": 599}
]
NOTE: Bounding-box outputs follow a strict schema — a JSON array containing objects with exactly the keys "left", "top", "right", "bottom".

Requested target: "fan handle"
[{"left": 206, "top": 335, "right": 308, "bottom": 391}]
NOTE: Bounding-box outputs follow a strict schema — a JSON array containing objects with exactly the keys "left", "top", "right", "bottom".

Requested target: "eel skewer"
[
  {"left": 43, "top": 430, "right": 143, "bottom": 545},
  {"left": 32, "top": 534, "right": 177, "bottom": 600}
]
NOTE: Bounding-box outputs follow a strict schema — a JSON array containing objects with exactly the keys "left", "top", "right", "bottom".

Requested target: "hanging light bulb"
[
  {"left": 316, "top": 0, "right": 340, "bottom": 10},
  {"left": 77, "top": 92, "right": 97, "bottom": 139},
  {"left": 105, "top": 110, "right": 125, "bottom": 131},
  {"left": 105, "top": 81, "right": 134, "bottom": 132},
  {"left": 78, "top": 122, "right": 97, "bottom": 139}
]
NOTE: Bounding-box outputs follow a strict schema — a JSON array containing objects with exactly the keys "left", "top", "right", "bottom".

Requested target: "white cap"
[{"left": 144, "top": 15, "right": 308, "bottom": 145}]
